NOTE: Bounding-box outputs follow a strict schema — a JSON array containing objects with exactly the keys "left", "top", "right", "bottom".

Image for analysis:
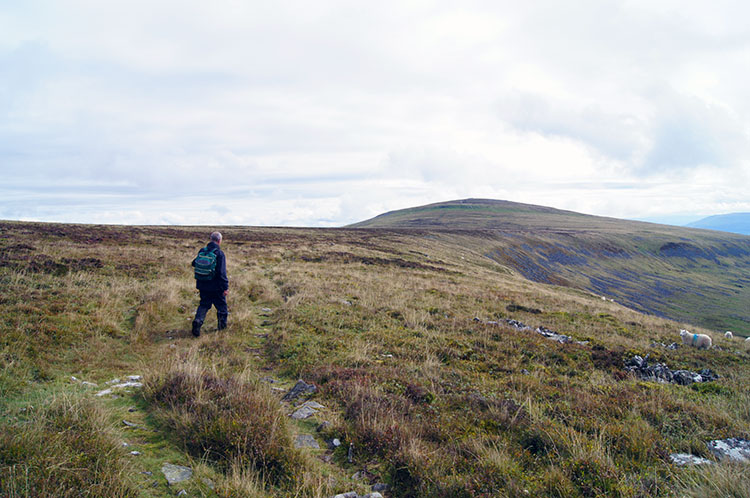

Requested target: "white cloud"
[{"left": 2, "top": 1, "right": 750, "bottom": 226}]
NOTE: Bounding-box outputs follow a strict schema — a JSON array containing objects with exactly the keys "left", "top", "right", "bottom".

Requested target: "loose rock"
[
  {"left": 294, "top": 435, "right": 320, "bottom": 449},
  {"left": 536, "top": 326, "right": 588, "bottom": 345},
  {"left": 161, "top": 463, "right": 192, "bottom": 486},
  {"left": 505, "top": 319, "right": 531, "bottom": 331},
  {"left": 71, "top": 376, "right": 98, "bottom": 387},
  {"left": 707, "top": 438, "right": 750, "bottom": 462},
  {"left": 301, "top": 400, "right": 325, "bottom": 409},
  {"left": 290, "top": 405, "right": 318, "bottom": 420},
  {"left": 670, "top": 453, "right": 713, "bottom": 466},
  {"left": 282, "top": 380, "right": 317, "bottom": 402},
  {"left": 650, "top": 342, "right": 680, "bottom": 350},
  {"left": 624, "top": 355, "right": 719, "bottom": 385},
  {"left": 96, "top": 381, "right": 144, "bottom": 397}
]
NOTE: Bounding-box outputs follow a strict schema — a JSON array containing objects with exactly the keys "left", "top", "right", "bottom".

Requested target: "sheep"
[
  {"left": 725, "top": 331, "right": 733, "bottom": 339},
  {"left": 680, "top": 329, "right": 712, "bottom": 349},
  {"left": 746, "top": 336, "right": 750, "bottom": 343}
]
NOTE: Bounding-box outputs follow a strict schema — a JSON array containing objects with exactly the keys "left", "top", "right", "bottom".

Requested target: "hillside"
[
  {"left": 351, "top": 199, "right": 750, "bottom": 335},
  {"left": 687, "top": 212, "right": 750, "bottom": 235},
  {"left": 1, "top": 220, "right": 749, "bottom": 497}
]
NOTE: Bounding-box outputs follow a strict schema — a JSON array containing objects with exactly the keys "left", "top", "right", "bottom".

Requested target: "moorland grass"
[
  {"left": 0, "top": 392, "right": 137, "bottom": 498},
  {"left": 1, "top": 221, "right": 749, "bottom": 496},
  {"left": 142, "top": 353, "right": 305, "bottom": 487}
]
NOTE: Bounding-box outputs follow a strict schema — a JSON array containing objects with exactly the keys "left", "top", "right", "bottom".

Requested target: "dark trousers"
[{"left": 193, "top": 290, "right": 228, "bottom": 329}]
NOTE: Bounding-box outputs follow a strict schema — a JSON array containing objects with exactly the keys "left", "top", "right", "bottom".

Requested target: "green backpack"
[{"left": 194, "top": 246, "right": 218, "bottom": 281}]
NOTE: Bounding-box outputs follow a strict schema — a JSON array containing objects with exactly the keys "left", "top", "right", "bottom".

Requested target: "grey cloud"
[
  {"left": 640, "top": 92, "right": 747, "bottom": 173},
  {"left": 2, "top": 1, "right": 750, "bottom": 225},
  {"left": 496, "top": 92, "right": 645, "bottom": 161},
  {"left": 497, "top": 88, "right": 749, "bottom": 176}
]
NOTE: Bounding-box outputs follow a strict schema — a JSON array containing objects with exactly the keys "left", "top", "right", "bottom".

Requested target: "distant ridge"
[
  {"left": 349, "top": 198, "right": 750, "bottom": 333},
  {"left": 687, "top": 212, "right": 750, "bottom": 235},
  {"left": 350, "top": 198, "right": 669, "bottom": 233},
  {"left": 350, "top": 198, "right": 610, "bottom": 230}
]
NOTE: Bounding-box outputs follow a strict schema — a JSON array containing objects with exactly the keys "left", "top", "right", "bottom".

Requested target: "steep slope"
[
  {"left": 350, "top": 199, "right": 750, "bottom": 334},
  {"left": 687, "top": 212, "right": 750, "bottom": 235}
]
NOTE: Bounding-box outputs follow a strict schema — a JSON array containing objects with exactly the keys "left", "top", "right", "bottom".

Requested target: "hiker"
[{"left": 191, "top": 231, "right": 229, "bottom": 336}]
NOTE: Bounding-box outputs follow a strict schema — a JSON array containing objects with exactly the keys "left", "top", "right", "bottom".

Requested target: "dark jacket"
[{"left": 192, "top": 241, "right": 228, "bottom": 293}]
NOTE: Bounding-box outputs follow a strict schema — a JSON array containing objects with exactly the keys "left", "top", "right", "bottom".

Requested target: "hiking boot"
[
  {"left": 217, "top": 313, "right": 228, "bottom": 331},
  {"left": 191, "top": 320, "right": 202, "bottom": 337}
]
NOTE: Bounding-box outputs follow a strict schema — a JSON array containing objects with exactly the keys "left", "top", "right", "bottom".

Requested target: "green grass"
[
  {"left": 0, "top": 391, "right": 138, "bottom": 497},
  {"left": 1, "top": 220, "right": 749, "bottom": 496}
]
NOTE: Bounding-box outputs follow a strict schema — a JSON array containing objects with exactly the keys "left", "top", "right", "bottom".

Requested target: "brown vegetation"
[{"left": 1, "top": 220, "right": 749, "bottom": 497}]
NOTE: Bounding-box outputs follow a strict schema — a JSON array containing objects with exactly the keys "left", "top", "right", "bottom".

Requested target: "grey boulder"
[
  {"left": 707, "top": 438, "right": 750, "bottom": 462},
  {"left": 282, "top": 380, "right": 317, "bottom": 402},
  {"left": 161, "top": 463, "right": 192, "bottom": 486}
]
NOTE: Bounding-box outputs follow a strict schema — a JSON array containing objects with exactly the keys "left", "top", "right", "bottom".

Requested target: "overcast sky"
[{"left": 2, "top": 1, "right": 749, "bottom": 226}]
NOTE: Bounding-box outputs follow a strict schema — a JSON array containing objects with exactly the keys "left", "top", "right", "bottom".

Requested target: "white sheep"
[
  {"left": 680, "top": 329, "right": 712, "bottom": 349},
  {"left": 745, "top": 336, "right": 750, "bottom": 343},
  {"left": 725, "top": 331, "right": 733, "bottom": 339}
]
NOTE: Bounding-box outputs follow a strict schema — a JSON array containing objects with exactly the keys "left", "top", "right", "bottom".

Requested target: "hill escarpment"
[{"left": 351, "top": 199, "right": 750, "bottom": 333}]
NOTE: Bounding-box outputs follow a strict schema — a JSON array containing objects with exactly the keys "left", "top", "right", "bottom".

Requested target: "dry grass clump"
[
  {"left": 673, "top": 461, "right": 750, "bottom": 497},
  {"left": 0, "top": 393, "right": 137, "bottom": 498},
  {"left": 142, "top": 355, "right": 305, "bottom": 488}
]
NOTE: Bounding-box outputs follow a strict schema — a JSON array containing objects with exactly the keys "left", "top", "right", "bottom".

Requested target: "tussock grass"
[
  {"left": 0, "top": 393, "right": 137, "bottom": 498},
  {"left": 142, "top": 353, "right": 305, "bottom": 488},
  {"left": 674, "top": 461, "right": 750, "bottom": 497}
]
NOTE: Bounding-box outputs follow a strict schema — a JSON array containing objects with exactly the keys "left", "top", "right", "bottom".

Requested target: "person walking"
[{"left": 191, "top": 231, "right": 229, "bottom": 336}]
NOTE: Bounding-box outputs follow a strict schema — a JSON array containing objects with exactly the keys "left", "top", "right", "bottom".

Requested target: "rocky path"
[{"left": 81, "top": 303, "right": 387, "bottom": 497}]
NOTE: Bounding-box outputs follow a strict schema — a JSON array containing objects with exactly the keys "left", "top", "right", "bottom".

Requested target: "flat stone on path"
[
  {"left": 294, "top": 434, "right": 320, "bottom": 449},
  {"left": 291, "top": 405, "right": 318, "bottom": 420},
  {"left": 290, "top": 400, "right": 327, "bottom": 419},
  {"left": 161, "top": 462, "right": 193, "bottom": 485},
  {"left": 95, "top": 381, "right": 143, "bottom": 397}
]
